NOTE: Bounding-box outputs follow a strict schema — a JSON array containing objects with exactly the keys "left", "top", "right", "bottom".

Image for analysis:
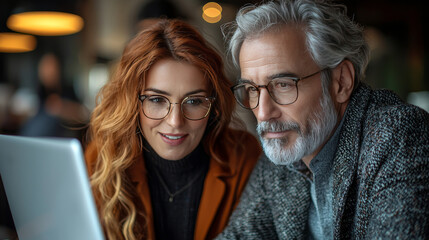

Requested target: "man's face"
[{"left": 239, "top": 26, "right": 338, "bottom": 165}]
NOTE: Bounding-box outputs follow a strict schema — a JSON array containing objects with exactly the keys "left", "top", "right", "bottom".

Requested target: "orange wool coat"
[{"left": 85, "top": 129, "right": 261, "bottom": 240}]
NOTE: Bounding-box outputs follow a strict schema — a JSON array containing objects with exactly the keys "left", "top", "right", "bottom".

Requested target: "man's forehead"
[{"left": 238, "top": 27, "right": 317, "bottom": 82}]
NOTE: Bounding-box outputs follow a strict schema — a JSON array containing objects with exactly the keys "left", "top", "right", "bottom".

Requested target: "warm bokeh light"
[
  {"left": 0, "top": 32, "right": 37, "bottom": 53},
  {"left": 202, "top": 13, "right": 222, "bottom": 24},
  {"left": 204, "top": 8, "right": 221, "bottom": 18},
  {"left": 203, "top": 2, "right": 222, "bottom": 12},
  {"left": 202, "top": 2, "right": 222, "bottom": 23},
  {"left": 7, "top": 11, "right": 84, "bottom": 36}
]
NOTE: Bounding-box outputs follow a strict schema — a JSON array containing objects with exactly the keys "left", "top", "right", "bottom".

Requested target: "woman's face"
[{"left": 139, "top": 58, "right": 211, "bottom": 160}]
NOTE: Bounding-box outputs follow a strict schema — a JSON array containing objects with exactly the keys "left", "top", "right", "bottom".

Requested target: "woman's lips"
[{"left": 160, "top": 133, "right": 187, "bottom": 146}]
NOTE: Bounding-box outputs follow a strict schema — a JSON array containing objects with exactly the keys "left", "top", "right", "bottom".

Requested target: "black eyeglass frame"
[
  {"left": 138, "top": 94, "right": 216, "bottom": 121},
  {"left": 230, "top": 69, "right": 327, "bottom": 110}
]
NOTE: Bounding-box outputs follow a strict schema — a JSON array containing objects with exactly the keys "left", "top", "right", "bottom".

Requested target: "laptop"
[{"left": 0, "top": 134, "right": 105, "bottom": 240}]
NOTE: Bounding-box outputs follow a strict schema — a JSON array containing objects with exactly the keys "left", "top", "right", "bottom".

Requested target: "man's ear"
[{"left": 331, "top": 60, "right": 355, "bottom": 103}]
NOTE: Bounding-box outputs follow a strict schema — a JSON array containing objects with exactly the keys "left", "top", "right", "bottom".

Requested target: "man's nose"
[{"left": 253, "top": 89, "right": 281, "bottom": 122}]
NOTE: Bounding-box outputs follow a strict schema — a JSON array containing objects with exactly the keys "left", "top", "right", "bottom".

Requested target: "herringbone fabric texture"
[{"left": 216, "top": 84, "right": 429, "bottom": 240}]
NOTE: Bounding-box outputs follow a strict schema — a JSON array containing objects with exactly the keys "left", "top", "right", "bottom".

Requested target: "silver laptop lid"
[{"left": 0, "top": 134, "right": 105, "bottom": 240}]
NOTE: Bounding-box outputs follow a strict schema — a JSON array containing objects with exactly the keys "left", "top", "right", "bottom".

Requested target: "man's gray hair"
[{"left": 222, "top": 0, "right": 370, "bottom": 88}]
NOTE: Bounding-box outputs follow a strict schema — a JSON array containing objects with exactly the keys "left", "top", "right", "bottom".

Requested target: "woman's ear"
[{"left": 331, "top": 60, "right": 355, "bottom": 103}]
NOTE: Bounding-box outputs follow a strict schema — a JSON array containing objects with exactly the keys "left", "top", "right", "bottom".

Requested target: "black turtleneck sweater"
[{"left": 143, "top": 141, "right": 210, "bottom": 240}]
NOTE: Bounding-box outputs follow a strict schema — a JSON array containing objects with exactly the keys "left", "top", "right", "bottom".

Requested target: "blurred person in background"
[
  {"left": 19, "top": 52, "right": 89, "bottom": 138},
  {"left": 84, "top": 19, "right": 261, "bottom": 240}
]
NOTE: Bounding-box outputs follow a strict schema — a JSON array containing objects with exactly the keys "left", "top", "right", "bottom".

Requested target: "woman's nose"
[{"left": 165, "top": 103, "right": 185, "bottom": 127}]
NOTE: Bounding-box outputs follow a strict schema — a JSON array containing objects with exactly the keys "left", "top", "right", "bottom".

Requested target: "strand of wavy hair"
[{"left": 89, "top": 63, "right": 145, "bottom": 239}]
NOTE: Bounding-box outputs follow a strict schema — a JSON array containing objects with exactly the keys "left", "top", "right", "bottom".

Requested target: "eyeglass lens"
[
  {"left": 233, "top": 78, "right": 298, "bottom": 109},
  {"left": 141, "top": 95, "right": 212, "bottom": 120}
]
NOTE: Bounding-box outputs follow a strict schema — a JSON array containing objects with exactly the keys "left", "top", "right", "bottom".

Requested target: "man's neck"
[{"left": 302, "top": 114, "right": 345, "bottom": 168}]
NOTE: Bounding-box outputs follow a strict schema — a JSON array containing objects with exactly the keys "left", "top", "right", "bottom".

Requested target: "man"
[{"left": 217, "top": 0, "right": 429, "bottom": 239}]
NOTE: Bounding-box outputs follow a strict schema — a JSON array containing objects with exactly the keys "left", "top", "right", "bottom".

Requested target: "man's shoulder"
[
  {"left": 365, "top": 88, "right": 429, "bottom": 133},
  {"left": 351, "top": 84, "right": 429, "bottom": 132},
  {"left": 252, "top": 155, "right": 309, "bottom": 189},
  {"left": 341, "top": 84, "right": 429, "bottom": 176},
  {"left": 353, "top": 87, "right": 429, "bottom": 177}
]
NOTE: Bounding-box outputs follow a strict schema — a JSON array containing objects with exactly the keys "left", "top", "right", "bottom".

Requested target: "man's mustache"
[{"left": 256, "top": 121, "right": 301, "bottom": 137}]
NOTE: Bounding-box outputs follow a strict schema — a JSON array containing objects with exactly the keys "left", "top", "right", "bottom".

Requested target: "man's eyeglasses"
[
  {"left": 231, "top": 69, "right": 326, "bottom": 110},
  {"left": 138, "top": 95, "right": 215, "bottom": 120}
]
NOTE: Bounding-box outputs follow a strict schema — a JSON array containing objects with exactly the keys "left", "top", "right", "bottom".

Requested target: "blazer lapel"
[
  {"left": 332, "top": 85, "right": 370, "bottom": 238},
  {"left": 275, "top": 165, "right": 311, "bottom": 239},
  {"left": 128, "top": 156, "right": 156, "bottom": 240},
  {"left": 332, "top": 141, "right": 358, "bottom": 239},
  {"left": 194, "top": 157, "right": 229, "bottom": 240}
]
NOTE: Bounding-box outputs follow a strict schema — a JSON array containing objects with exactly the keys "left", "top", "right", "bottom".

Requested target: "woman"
[{"left": 85, "top": 19, "right": 261, "bottom": 240}]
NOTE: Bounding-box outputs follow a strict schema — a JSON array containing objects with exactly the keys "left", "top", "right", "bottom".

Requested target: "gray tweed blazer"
[{"left": 216, "top": 84, "right": 429, "bottom": 239}]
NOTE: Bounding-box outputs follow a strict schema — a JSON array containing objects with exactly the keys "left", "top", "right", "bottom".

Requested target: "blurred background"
[
  {"left": 0, "top": 0, "right": 428, "bottom": 238},
  {"left": 0, "top": 0, "right": 428, "bottom": 141}
]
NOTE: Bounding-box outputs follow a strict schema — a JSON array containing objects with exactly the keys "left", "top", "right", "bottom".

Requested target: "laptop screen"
[{"left": 0, "top": 134, "right": 105, "bottom": 240}]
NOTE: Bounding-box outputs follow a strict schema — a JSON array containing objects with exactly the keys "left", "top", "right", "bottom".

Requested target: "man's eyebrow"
[
  {"left": 237, "top": 72, "right": 298, "bottom": 84},
  {"left": 143, "top": 88, "right": 207, "bottom": 96},
  {"left": 268, "top": 72, "right": 298, "bottom": 80},
  {"left": 237, "top": 78, "right": 253, "bottom": 84}
]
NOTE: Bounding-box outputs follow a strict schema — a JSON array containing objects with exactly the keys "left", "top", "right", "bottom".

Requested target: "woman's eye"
[
  {"left": 148, "top": 97, "right": 167, "bottom": 104},
  {"left": 185, "top": 98, "right": 203, "bottom": 105}
]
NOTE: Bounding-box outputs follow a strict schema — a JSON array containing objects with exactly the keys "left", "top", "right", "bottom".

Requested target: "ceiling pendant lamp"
[
  {"left": 0, "top": 32, "right": 36, "bottom": 53},
  {"left": 7, "top": 11, "right": 84, "bottom": 36},
  {"left": 5, "top": 0, "right": 84, "bottom": 37}
]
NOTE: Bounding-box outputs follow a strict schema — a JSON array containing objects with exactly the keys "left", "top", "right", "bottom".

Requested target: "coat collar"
[
  {"left": 127, "top": 149, "right": 236, "bottom": 240},
  {"left": 127, "top": 150, "right": 235, "bottom": 183},
  {"left": 194, "top": 157, "right": 229, "bottom": 239},
  {"left": 332, "top": 84, "right": 371, "bottom": 238}
]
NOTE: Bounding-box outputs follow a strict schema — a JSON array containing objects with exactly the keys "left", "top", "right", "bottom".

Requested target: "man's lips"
[{"left": 262, "top": 130, "right": 290, "bottom": 139}]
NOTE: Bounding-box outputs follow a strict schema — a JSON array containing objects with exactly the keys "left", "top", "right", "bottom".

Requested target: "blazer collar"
[
  {"left": 127, "top": 149, "right": 235, "bottom": 183},
  {"left": 127, "top": 151, "right": 234, "bottom": 240},
  {"left": 332, "top": 84, "right": 371, "bottom": 237}
]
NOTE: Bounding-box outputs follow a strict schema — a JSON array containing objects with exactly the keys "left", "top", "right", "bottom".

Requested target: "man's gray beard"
[{"left": 256, "top": 91, "right": 338, "bottom": 165}]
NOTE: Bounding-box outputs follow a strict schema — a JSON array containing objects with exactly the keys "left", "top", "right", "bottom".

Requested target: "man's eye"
[
  {"left": 274, "top": 80, "right": 294, "bottom": 89},
  {"left": 246, "top": 85, "right": 257, "bottom": 92}
]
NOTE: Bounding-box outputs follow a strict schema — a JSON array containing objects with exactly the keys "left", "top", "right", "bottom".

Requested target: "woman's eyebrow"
[
  {"left": 143, "top": 88, "right": 207, "bottom": 96},
  {"left": 185, "top": 89, "right": 207, "bottom": 96},
  {"left": 143, "top": 88, "right": 170, "bottom": 96}
]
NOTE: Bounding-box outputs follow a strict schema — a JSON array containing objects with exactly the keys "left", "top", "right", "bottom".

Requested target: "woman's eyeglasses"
[{"left": 138, "top": 95, "right": 215, "bottom": 120}]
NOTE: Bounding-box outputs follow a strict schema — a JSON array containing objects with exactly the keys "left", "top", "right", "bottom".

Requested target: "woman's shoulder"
[
  {"left": 83, "top": 141, "right": 98, "bottom": 175},
  {"left": 222, "top": 128, "right": 262, "bottom": 165},
  {"left": 228, "top": 128, "right": 260, "bottom": 146}
]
